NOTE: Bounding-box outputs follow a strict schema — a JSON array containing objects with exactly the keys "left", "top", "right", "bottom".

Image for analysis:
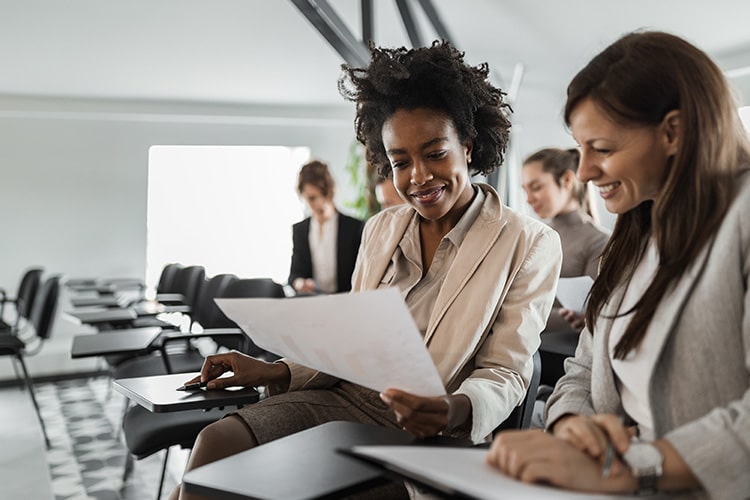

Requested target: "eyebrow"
[{"left": 386, "top": 136, "right": 449, "bottom": 155}]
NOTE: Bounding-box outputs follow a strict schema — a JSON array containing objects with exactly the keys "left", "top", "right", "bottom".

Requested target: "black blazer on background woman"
[{"left": 288, "top": 212, "right": 364, "bottom": 293}]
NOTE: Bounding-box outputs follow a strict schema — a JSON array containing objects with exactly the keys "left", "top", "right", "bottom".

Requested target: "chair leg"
[
  {"left": 122, "top": 452, "right": 134, "bottom": 484},
  {"left": 9, "top": 356, "right": 23, "bottom": 390},
  {"left": 157, "top": 447, "right": 170, "bottom": 500},
  {"left": 16, "top": 353, "right": 50, "bottom": 448}
]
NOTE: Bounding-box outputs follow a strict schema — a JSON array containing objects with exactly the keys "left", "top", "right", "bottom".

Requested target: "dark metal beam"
[
  {"left": 395, "top": 0, "right": 424, "bottom": 47},
  {"left": 415, "top": 0, "right": 453, "bottom": 43},
  {"left": 290, "top": 0, "right": 370, "bottom": 67},
  {"left": 361, "top": 0, "right": 374, "bottom": 45}
]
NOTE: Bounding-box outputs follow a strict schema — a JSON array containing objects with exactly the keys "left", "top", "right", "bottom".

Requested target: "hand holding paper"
[
  {"left": 556, "top": 276, "right": 594, "bottom": 314},
  {"left": 215, "top": 288, "right": 445, "bottom": 397}
]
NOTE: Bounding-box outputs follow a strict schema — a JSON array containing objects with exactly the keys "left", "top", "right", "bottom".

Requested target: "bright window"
[{"left": 146, "top": 145, "right": 310, "bottom": 293}]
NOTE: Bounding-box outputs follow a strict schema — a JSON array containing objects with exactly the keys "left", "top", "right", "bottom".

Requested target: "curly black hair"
[{"left": 338, "top": 40, "right": 512, "bottom": 178}]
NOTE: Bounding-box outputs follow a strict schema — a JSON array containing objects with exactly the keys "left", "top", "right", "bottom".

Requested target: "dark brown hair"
[
  {"left": 567, "top": 31, "right": 750, "bottom": 358},
  {"left": 297, "top": 160, "right": 335, "bottom": 198},
  {"left": 338, "top": 40, "right": 512, "bottom": 177}
]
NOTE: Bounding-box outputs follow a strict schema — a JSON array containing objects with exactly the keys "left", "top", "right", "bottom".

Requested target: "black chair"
[
  {"left": 494, "top": 350, "right": 542, "bottom": 433},
  {"left": 120, "top": 277, "right": 286, "bottom": 497},
  {"left": 0, "top": 275, "right": 61, "bottom": 448},
  {"left": 0, "top": 267, "right": 44, "bottom": 333}
]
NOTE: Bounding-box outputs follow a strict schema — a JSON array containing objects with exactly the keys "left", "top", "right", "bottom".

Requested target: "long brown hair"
[{"left": 566, "top": 31, "right": 750, "bottom": 358}]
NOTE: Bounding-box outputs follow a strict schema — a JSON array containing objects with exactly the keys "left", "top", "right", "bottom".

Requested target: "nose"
[
  {"left": 410, "top": 160, "right": 433, "bottom": 186},
  {"left": 577, "top": 149, "right": 599, "bottom": 183},
  {"left": 524, "top": 189, "right": 534, "bottom": 205}
]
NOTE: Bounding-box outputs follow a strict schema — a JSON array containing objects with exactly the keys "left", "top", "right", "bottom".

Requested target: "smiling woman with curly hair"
[{"left": 169, "top": 41, "right": 562, "bottom": 500}]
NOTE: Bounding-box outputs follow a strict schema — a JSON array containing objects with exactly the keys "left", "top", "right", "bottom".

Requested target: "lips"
[{"left": 410, "top": 185, "right": 445, "bottom": 204}]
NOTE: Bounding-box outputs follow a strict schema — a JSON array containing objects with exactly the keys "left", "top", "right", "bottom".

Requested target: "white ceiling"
[{"left": 1, "top": 0, "right": 749, "bottom": 109}]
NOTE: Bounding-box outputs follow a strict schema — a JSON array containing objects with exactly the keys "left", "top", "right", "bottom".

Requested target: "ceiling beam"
[
  {"left": 361, "top": 0, "right": 374, "bottom": 45},
  {"left": 415, "top": 0, "right": 453, "bottom": 43},
  {"left": 290, "top": 0, "right": 370, "bottom": 67},
  {"left": 395, "top": 0, "right": 424, "bottom": 48}
]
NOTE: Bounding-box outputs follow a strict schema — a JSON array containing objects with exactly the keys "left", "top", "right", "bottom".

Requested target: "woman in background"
[
  {"left": 488, "top": 31, "right": 750, "bottom": 498},
  {"left": 288, "top": 160, "right": 364, "bottom": 294},
  {"left": 523, "top": 147, "right": 609, "bottom": 332}
]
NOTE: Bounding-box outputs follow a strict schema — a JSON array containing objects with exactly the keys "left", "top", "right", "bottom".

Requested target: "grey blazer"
[{"left": 546, "top": 172, "right": 750, "bottom": 499}]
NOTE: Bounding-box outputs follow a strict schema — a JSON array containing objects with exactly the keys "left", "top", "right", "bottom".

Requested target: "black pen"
[{"left": 176, "top": 381, "right": 209, "bottom": 391}]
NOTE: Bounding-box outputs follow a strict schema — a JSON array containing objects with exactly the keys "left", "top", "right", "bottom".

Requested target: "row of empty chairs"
[
  {"left": 0, "top": 267, "right": 62, "bottom": 448},
  {"left": 66, "top": 263, "right": 288, "bottom": 497}
]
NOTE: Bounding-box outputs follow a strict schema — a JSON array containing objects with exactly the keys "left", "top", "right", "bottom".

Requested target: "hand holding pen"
[{"left": 178, "top": 350, "right": 291, "bottom": 392}]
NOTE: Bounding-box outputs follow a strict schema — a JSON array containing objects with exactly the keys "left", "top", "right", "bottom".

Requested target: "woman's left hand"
[
  {"left": 487, "top": 429, "right": 635, "bottom": 493},
  {"left": 379, "top": 389, "right": 470, "bottom": 438}
]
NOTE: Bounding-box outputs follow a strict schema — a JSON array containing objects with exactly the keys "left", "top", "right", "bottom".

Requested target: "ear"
[
  {"left": 661, "top": 110, "right": 681, "bottom": 157},
  {"left": 561, "top": 169, "right": 576, "bottom": 188},
  {"left": 464, "top": 140, "right": 474, "bottom": 165}
]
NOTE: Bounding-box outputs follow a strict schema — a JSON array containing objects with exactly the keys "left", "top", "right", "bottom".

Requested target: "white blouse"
[
  {"left": 309, "top": 214, "right": 338, "bottom": 294},
  {"left": 608, "top": 239, "right": 661, "bottom": 441}
]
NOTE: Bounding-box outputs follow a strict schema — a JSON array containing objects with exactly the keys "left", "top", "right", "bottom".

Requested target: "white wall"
[{"left": 0, "top": 96, "right": 357, "bottom": 380}]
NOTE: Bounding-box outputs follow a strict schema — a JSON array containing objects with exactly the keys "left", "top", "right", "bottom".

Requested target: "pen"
[
  {"left": 602, "top": 441, "right": 614, "bottom": 478},
  {"left": 176, "top": 381, "right": 209, "bottom": 391}
]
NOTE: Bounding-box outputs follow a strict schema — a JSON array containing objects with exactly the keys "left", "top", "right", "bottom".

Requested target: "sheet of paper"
[
  {"left": 215, "top": 288, "right": 445, "bottom": 397},
  {"left": 348, "top": 446, "right": 618, "bottom": 499},
  {"left": 556, "top": 276, "right": 594, "bottom": 314}
]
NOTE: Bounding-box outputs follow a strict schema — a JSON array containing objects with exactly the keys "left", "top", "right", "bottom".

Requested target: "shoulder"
[
  {"left": 338, "top": 212, "right": 364, "bottom": 225},
  {"left": 292, "top": 218, "right": 310, "bottom": 231},
  {"left": 476, "top": 183, "right": 558, "bottom": 241}
]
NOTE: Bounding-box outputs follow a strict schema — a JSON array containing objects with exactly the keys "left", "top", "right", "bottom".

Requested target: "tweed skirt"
[{"left": 230, "top": 381, "right": 402, "bottom": 445}]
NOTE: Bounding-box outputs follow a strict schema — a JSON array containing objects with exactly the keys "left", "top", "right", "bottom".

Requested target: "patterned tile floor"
[{"left": 36, "top": 377, "right": 189, "bottom": 500}]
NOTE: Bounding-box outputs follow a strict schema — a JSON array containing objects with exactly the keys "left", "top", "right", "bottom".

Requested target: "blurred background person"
[
  {"left": 374, "top": 174, "right": 406, "bottom": 210},
  {"left": 289, "top": 160, "right": 364, "bottom": 294},
  {"left": 522, "top": 147, "right": 609, "bottom": 332}
]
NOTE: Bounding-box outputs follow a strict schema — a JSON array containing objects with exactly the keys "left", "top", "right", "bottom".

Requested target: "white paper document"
[
  {"left": 348, "top": 446, "right": 619, "bottom": 499},
  {"left": 555, "top": 276, "right": 594, "bottom": 314},
  {"left": 215, "top": 288, "right": 445, "bottom": 397}
]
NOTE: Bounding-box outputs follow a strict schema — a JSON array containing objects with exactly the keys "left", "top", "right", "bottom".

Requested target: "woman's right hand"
[
  {"left": 559, "top": 308, "right": 586, "bottom": 330},
  {"left": 293, "top": 278, "right": 316, "bottom": 293},
  {"left": 182, "top": 350, "right": 290, "bottom": 390},
  {"left": 552, "top": 414, "right": 634, "bottom": 459}
]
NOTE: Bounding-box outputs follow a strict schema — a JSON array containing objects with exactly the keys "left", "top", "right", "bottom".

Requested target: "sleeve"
[
  {"left": 660, "top": 215, "right": 750, "bottom": 499},
  {"left": 287, "top": 221, "right": 310, "bottom": 286},
  {"left": 544, "top": 326, "right": 598, "bottom": 429},
  {"left": 583, "top": 231, "right": 608, "bottom": 280},
  {"left": 454, "top": 229, "right": 562, "bottom": 442}
]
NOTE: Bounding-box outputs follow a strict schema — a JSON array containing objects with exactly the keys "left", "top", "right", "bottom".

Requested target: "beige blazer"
[
  {"left": 546, "top": 172, "right": 750, "bottom": 499},
  {"left": 285, "top": 184, "right": 562, "bottom": 442}
]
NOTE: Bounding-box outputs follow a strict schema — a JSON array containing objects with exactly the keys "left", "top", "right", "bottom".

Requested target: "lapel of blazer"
[
  {"left": 424, "top": 187, "right": 506, "bottom": 344},
  {"left": 592, "top": 235, "right": 716, "bottom": 413},
  {"left": 361, "top": 208, "right": 414, "bottom": 292}
]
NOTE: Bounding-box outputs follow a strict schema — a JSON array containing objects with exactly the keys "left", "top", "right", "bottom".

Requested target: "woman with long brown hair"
[{"left": 488, "top": 31, "right": 750, "bottom": 498}]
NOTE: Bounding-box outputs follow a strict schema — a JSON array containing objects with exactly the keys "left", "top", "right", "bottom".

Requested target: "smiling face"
[
  {"left": 570, "top": 98, "right": 675, "bottom": 215},
  {"left": 521, "top": 161, "right": 577, "bottom": 219},
  {"left": 381, "top": 108, "right": 474, "bottom": 226}
]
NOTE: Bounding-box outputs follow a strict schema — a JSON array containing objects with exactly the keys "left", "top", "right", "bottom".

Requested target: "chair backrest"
[
  {"left": 173, "top": 265, "right": 206, "bottom": 308},
  {"left": 156, "top": 263, "right": 183, "bottom": 294},
  {"left": 27, "top": 275, "right": 61, "bottom": 341},
  {"left": 494, "top": 350, "right": 541, "bottom": 433},
  {"left": 191, "top": 274, "right": 239, "bottom": 329},
  {"left": 213, "top": 278, "right": 286, "bottom": 353},
  {"left": 222, "top": 278, "right": 286, "bottom": 300},
  {"left": 13, "top": 267, "right": 44, "bottom": 320}
]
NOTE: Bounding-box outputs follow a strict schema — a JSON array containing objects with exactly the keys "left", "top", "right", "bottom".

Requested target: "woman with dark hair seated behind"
[{"left": 170, "top": 41, "right": 561, "bottom": 500}]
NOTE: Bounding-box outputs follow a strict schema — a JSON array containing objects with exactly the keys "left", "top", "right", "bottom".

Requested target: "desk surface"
[
  {"left": 68, "top": 308, "right": 137, "bottom": 325},
  {"left": 182, "top": 421, "right": 430, "bottom": 500},
  {"left": 113, "top": 372, "right": 260, "bottom": 413},
  {"left": 70, "top": 327, "right": 162, "bottom": 359}
]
